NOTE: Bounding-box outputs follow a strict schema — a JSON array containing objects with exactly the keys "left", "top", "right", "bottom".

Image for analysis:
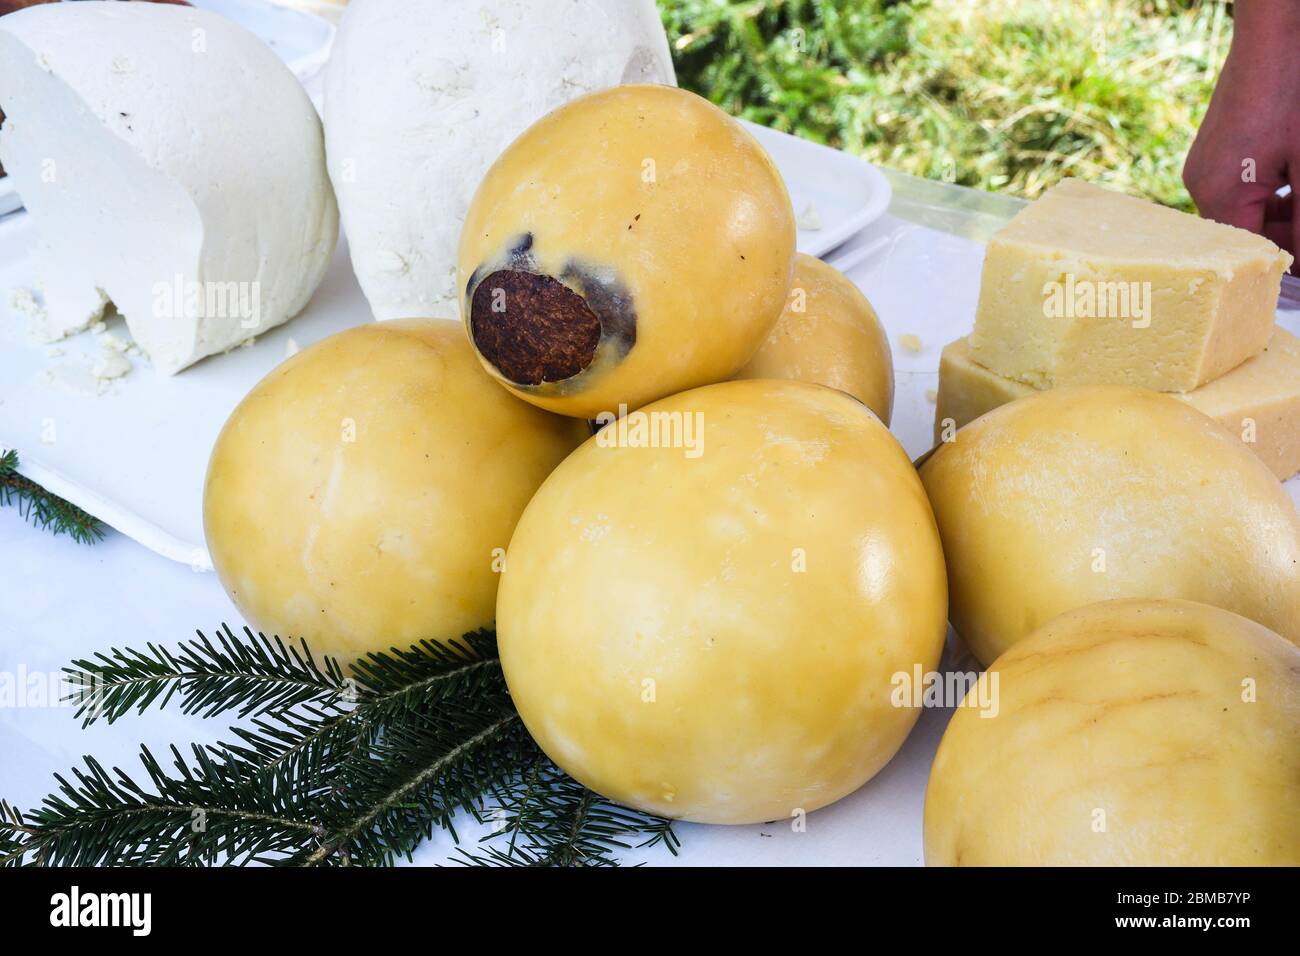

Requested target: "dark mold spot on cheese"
[
  {"left": 471, "top": 270, "right": 601, "bottom": 385},
  {"left": 466, "top": 232, "right": 535, "bottom": 298},
  {"left": 561, "top": 260, "right": 636, "bottom": 359},
  {"left": 510, "top": 233, "right": 535, "bottom": 257}
]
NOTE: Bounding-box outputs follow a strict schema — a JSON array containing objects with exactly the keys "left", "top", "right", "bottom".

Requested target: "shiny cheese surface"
[
  {"left": 497, "top": 379, "right": 948, "bottom": 823},
  {"left": 968, "top": 179, "right": 1291, "bottom": 392},
  {"left": 925, "top": 599, "right": 1300, "bottom": 866},
  {"left": 920, "top": 385, "right": 1300, "bottom": 665},
  {"left": 734, "top": 253, "right": 895, "bottom": 425},
  {"left": 204, "top": 320, "right": 588, "bottom": 663},
  {"left": 935, "top": 330, "right": 1300, "bottom": 480},
  {"left": 459, "top": 85, "right": 796, "bottom": 419}
]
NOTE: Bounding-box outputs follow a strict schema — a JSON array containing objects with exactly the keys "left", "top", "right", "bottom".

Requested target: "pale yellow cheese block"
[
  {"left": 935, "top": 329, "right": 1300, "bottom": 481},
  {"left": 969, "top": 179, "right": 1291, "bottom": 392}
]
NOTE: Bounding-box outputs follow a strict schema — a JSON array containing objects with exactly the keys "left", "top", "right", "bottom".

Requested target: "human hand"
[{"left": 1183, "top": 0, "right": 1300, "bottom": 261}]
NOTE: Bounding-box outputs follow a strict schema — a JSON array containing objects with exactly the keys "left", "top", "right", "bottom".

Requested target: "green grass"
[{"left": 659, "top": 0, "right": 1232, "bottom": 210}]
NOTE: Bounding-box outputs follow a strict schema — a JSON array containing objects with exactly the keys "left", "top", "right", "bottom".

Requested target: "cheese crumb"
[
  {"left": 9, "top": 287, "right": 45, "bottom": 322},
  {"left": 97, "top": 330, "right": 130, "bottom": 353},
  {"left": 797, "top": 201, "right": 822, "bottom": 231},
  {"left": 900, "top": 333, "right": 924, "bottom": 353},
  {"left": 92, "top": 349, "right": 132, "bottom": 385}
]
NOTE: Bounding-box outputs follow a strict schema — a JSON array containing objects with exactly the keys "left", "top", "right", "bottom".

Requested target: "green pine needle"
[
  {"left": 0, "top": 450, "right": 105, "bottom": 545},
  {"left": 460, "top": 755, "right": 682, "bottom": 867},
  {"left": 5, "top": 628, "right": 678, "bottom": 867}
]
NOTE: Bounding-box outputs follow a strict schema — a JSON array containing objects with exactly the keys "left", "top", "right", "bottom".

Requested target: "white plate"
[
  {"left": 0, "top": 180, "right": 18, "bottom": 217},
  {"left": 190, "top": 0, "right": 334, "bottom": 81},
  {"left": 0, "top": 126, "right": 892, "bottom": 568},
  {"left": 0, "top": 0, "right": 334, "bottom": 216},
  {"left": 746, "top": 122, "right": 892, "bottom": 258}
]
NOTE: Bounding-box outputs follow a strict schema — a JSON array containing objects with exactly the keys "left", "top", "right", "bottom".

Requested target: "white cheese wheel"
[
  {"left": 324, "top": 0, "right": 675, "bottom": 320},
  {"left": 0, "top": 2, "right": 339, "bottom": 374}
]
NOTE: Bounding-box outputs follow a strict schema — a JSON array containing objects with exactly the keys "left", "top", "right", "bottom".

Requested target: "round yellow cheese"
[
  {"left": 925, "top": 598, "right": 1300, "bottom": 866},
  {"left": 203, "top": 320, "right": 588, "bottom": 663},
  {"left": 734, "top": 253, "right": 894, "bottom": 424},
  {"left": 496, "top": 379, "right": 948, "bottom": 823},
  {"left": 458, "top": 84, "right": 796, "bottom": 419},
  {"left": 920, "top": 385, "right": 1300, "bottom": 665}
]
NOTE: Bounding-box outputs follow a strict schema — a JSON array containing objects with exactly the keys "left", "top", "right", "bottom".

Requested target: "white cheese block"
[
  {"left": 324, "top": 0, "right": 675, "bottom": 320},
  {"left": 0, "top": 2, "right": 339, "bottom": 374}
]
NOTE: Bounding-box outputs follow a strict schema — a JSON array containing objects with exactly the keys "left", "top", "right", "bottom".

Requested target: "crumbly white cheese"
[
  {"left": 9, "top": 287, "right": 44, "bottom": 325},
  {"left": 37, "top": 324, "right": 137, "bottom": 396},
  {"left": 0, "top": 2, "right": 339, "bottom": 374},
  {"left": 797, "top": 201, "right": 823, "bottom": 231},
  {"left": 27, "top": 241, "right": 110, "bottom": 342},
  {"left": 324, "top": 0, "right": 675, "bottom": 320},
  {"left": 92, "top": 348, "right": 131, "bottom": 385}
]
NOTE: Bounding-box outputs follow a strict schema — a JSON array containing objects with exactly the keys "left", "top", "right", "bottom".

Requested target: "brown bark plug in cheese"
[{"left": 458, "top": 84, "right": 797, "bottom": 419}]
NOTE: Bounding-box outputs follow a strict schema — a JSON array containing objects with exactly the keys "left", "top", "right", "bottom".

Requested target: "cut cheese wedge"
[
  {"left": 936, "top": 329, "right": 1300, "bottom": 481},
  {"left": 0, "top": 2, "right": 338, "bottom": 374},
  {"left": 969, "top": 179, "right": 1291, "bottom": 393}
]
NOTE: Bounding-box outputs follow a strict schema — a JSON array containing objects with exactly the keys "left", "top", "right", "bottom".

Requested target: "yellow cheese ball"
[
  {"left": 458, "top": 84, "right": 796, "bottom": 419},
  {"left": 497, "top": 379, "right": 948, "bottom": 823},
  {"left": 734, "top": 253, "right": 894, "bottom": 425},
  {"left": 920, "top": 385, "right": 1300, "bottom": 665},
  {"left": 925, "top": 599, "right": 1300, "bottom": 866},
  {"left": 203, "top": 320, "right": 588, "bottom": 663}
]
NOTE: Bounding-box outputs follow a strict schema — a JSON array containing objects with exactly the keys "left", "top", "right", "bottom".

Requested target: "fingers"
[{"left": 1186, "top": 166, "right": 1271, "bottom": 234}]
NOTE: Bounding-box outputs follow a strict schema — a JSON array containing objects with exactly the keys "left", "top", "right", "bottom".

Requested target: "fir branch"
[
  {"left": 349, "top": 629, "right": 505, "bottom": 717},
  {"left": 0, "top": 449, "right": 104, "bottom": 545},
  {"left": 459, "top": 756, "right": 681, "bottom": 867},
  {"left": 295, "top": 703, "right": 531, "bottom": 866},
  {"left": 17, "top": 747, "right": 323, "bottom": 866},
  {"left": 64, "top": 625, "right": 350, "bottom": 727},
  {"left": 5, "top": 628, "right": 682, "bottom": 867},
  {"left": 0, "top": 800, "right": 32, "bottom": 868},
  {"left": 217, "top": 706, "right": 370, "bottom": 785}
]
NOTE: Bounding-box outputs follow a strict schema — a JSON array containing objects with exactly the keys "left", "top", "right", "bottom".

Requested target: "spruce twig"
[
  {"left": 0, "top": 450, "right": 104, "bottom": 545},
  {"left": 4, "top": 628, "right": 678, "bottom": 867},
  {"left": 15, "top": 747, "right": 324, "bottom": 867},
  {"left": 459, "top": 757, "right": 681, "bottom": 867},
  {"left": 64, "top": 625, "right": 349, "bottom": 727},
  {"left": 0, "top": 800, "right": 33, "bottom": 868}
]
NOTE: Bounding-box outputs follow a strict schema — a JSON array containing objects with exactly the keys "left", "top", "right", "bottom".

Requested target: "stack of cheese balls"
[{"left": 204, "top": 85, "right": 1300, "bottom": 863}]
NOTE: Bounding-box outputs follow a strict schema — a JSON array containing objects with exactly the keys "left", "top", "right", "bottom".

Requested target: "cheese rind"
[
  {"left": 969, "top": 179, "right": 1291, "bottom": 392},
  {"left": 0, "top": 2, "right": 338, "bottom": 374},
  {"left": 936, "top": 330, "right": 1300, "bottom": 481},
  {"left": 733, "top": 253, "right": 894, "bottom": 425}
]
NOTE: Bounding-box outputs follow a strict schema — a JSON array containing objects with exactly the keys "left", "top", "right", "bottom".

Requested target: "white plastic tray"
[{"left": 0, "top": 124, "right": 892, "bottom": 567}]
